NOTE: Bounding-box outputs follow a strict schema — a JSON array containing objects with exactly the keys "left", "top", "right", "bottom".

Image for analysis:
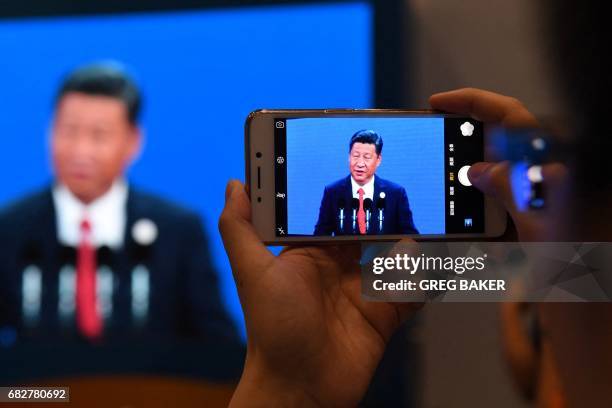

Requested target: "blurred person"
[
  {"left": 0, "top": 63, "right": 238, "bottom": 345},
  {"left": 500, "top": 302, "right": 566, "bottom": 408},
  {"left": 218, "top": 0, "right": 612, "bottom": 398},
  {"left": 529, "top": 2, "right": 612, "bottom": 407},
  {"left": 314, "top": 129, "right": 418, "bottom": 236}
]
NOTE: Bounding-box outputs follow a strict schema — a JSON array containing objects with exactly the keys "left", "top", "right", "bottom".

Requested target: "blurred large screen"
[{"left": 0, "top": 2, "right": 373, "bottom": 336}]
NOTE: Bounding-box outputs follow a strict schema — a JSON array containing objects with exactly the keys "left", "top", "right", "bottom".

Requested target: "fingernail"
[
  {"left": 468, "top": 162, "right": 494, "bottom": 182},
  {"left": 225, "top": 180, "right": 238, "bottom": 201},
  {"left": 430, "top": 91, "right": 448, "bottom": 98}
]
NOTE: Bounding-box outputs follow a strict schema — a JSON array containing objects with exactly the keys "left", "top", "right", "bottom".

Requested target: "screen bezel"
[{"left": 246, "top": 109, "right": 507, "bottom": 244}]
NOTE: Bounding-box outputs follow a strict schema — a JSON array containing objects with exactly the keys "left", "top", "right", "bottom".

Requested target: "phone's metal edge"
[
  {"left": 246, "top": 109, "right": 509, "bottom": 245},
  {"left": 243, "top": 110, "right": 261, "bottom": 200},
  {"left": 254, "top": 108, "right": 452, "bottom": 115},
  {"left": 261, "top": 233, "right": 506, "bottom": 246}
]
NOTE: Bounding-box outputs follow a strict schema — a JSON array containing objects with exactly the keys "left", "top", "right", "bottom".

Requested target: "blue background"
[
  {"left": 0, "top": 2, "right": 372, "bottom": 338},
  {"left": 286, "top": 118, "right": 445, "bottom": 234}
]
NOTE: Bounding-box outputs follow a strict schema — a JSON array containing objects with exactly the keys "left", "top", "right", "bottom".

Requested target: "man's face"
[
  {"left": 349, "top": 142, "right": 381, "bottom": 185},
  {"left": 51, "top": 92, "right": 140, "bottom": 203}
]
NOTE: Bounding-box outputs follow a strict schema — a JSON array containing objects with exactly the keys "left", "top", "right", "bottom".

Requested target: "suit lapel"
[
  {"left": 343, "top": 176, "right": 353, "bottom": 234},
  {"left": 372, "top": 176, "right": 386, "bottom": 234},
  {"left": 371, "top": 177, "right": 379, "bottom": 235},
  {"left": 373, "top": 176, "right": 380, "bottom": 202},
  {"left": 34, "top": 188, "right": 64, "bottom": 327},
  {"left": 123, "top": 187, "right": 145, "bottom": 267},
  {"left": 42, "top": 187, "right": 58, "bottom": 241},
  {"left": 343, "top": 175, "right": 353, "bottom": 204},
  {"left": 40, "top": 188, "right": 63, "bottom": 270},
  {"left": 124, "top": 188, "right": 136, "bottom": 248}
]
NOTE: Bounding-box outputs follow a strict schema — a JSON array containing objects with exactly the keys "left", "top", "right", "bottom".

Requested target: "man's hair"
[
  {"left": 349, "top": 129, "right": 383, "bottom": 155},
  {"left": 55, "top": 63, "right": 141, "bottom": 125}
]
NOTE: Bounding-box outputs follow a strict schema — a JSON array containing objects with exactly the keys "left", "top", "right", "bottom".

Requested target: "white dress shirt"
[
  {"left": 351, "top": 175, "right": 375, "bottom": 200},
  {"left": 52, "top": 180, "right": 128, "bottom": 249}
]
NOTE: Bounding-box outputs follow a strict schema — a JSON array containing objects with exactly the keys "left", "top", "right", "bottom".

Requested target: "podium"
[
  {"left": 1, "top": 376, "right": 235, "bottom": 407},
  {"left": 0, "top": 338, "right": 244, "bottom": 407}
]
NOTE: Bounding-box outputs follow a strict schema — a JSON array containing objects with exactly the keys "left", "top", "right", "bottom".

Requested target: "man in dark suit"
[
  {"left": 0, "top": 64, "right": 238, "bottom": 345},
  {"left": 314, "top": 129, "right": 419, "bottom": 236}
]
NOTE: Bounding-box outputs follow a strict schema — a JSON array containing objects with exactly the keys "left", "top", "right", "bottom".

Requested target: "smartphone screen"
[{"left": 271, "top": 115, "right": 484, "bottom": 238}]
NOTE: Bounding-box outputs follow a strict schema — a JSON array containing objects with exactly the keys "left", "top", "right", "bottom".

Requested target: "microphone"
[
  {"left": 96, "top": 246, "right": 115, "bottom": 322},
  {"left": 351, "top": 198, "right": 359, "bottom": 233},
  {"left": 58, "top": 245, "right": 77, "bottom": 326},
  {"left": 338, "top": 198, "right": 346, "bottom": 232},
  {"left": 363, "top": 198, "right": 373, "bottom": 233},
  {"left": 20, "top": 241, "right": 43, "bottom": 328},
  {"left": 130, "top": 219, "right": 158, "bottom": 326},
  {"left": 376, "top": 192, "right": 386, "bottom": 233}
]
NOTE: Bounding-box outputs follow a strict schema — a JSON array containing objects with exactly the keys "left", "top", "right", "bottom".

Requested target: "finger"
[
  {"left": 468, "top": 161, "right": 568, "bottom": 218},
  {"left": 429, "top": 88, "right": 539, "bottom": 128},
  {"left": 396, "top": 238, "right": 417, "bottom": 250},
  {"left": 218, "top": 180, "right": 274, "bottom": 283},
  {"left": 337, "top": 243, "right": 362, "bottom": 265},
  {"left": 311, "top": 244, "right": 362, "bottom": 273},
  {"left": 468, "top": 161, "right": 518, "bottom": 216},
  {"left": 541, "top": 163, "right": 569, "bottom": 189},
  {"left": 393, "top": 302, "right": 424, "bottom": 327},
  {"left": 385, "top": 238, "right": 420, "bottom": 266},
  {"left": 499, "top": 302, "right": 537, "bottom": 397}
]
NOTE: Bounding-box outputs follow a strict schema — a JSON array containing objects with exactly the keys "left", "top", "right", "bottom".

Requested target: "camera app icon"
[{"left": 275, "top": 121, "right": 285, "bottom": 129}]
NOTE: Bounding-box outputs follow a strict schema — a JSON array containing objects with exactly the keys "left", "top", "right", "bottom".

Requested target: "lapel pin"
[{"left": 132, "top": 219, "right": 158, "bottom": 246}]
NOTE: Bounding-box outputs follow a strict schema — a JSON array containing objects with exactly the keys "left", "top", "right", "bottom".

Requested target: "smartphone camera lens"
[{"left": 256, "top": 152, "right": 262, "bottom": 158}]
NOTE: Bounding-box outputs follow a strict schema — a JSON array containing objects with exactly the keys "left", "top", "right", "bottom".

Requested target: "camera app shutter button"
[{"left": 458, "top": 165, "right": 472, "bottom": 187}]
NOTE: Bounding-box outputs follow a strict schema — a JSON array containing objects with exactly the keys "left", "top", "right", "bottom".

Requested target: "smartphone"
[{"left": 245, "top": 109, "right": 506, "bottom": 244}]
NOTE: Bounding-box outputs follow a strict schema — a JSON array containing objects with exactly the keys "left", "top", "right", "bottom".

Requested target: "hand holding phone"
[{"left": 219, "top": 180, "right": 421, "bottom": 407}]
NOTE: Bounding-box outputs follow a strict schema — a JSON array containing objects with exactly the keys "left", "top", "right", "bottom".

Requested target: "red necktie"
[
  {"left": 357, "top": 188, "right": 366, "bottom": 234},
  {"left": 76, "top": 218, "right": 102, "bottom": 340}
]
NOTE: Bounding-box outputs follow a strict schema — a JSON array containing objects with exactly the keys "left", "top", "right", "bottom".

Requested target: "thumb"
[
  {"left": 468, "top": 161, "right": 518, "bottom": 215},
  {"left": 468, "top": 162, "right": 571, "bottom": 241},
  {"left": 468, "top": 162, "right": 569, "bottom": 216},
  {"left": 219, "top": 180, "right": 273, "bottom": 284}
]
